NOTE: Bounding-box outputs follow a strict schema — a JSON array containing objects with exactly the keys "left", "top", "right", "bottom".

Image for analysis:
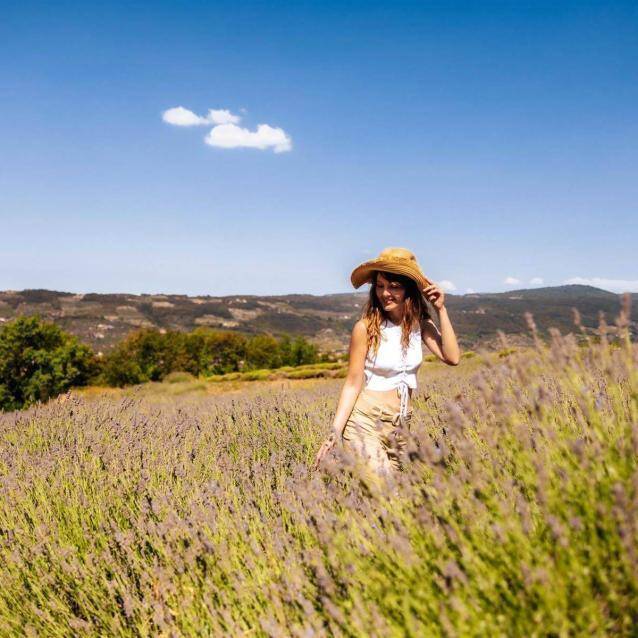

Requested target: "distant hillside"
[{"left": 0, "top": 285, "right": 634, "bottom": 354}]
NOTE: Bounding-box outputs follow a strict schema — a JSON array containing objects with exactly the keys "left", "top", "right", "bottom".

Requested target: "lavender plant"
[{"left": 0, "top": 296, "right": 636, "bottom": 637}]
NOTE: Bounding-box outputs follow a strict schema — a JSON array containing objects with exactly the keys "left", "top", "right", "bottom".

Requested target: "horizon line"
[{"left": 0, "top": 283, "right": 629, "bottom": 299}]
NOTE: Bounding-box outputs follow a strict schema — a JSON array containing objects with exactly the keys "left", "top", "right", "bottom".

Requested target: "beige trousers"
[{"left": 341, "top": 389, "right": 413, "bottom": 478}]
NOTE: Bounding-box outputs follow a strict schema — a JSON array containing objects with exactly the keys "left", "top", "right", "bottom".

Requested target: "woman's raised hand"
[{"left": 423, "top": 283, "right": 445, "bottom": 310}]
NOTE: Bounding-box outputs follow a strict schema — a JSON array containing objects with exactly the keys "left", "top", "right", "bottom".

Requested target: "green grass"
[
  {"left": 0, "top": 325, "right": 636, "bottom": 636},
  {"left": 162, "top": 371, "right": 198, "bottom": 384},
  {"left": 206, "top": 360, "right": 348, "bottom": 383}
]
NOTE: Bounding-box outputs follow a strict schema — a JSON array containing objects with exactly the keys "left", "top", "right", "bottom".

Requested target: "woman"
[{"left": 313, "top": 246, "right": 461, "bottom": 478}]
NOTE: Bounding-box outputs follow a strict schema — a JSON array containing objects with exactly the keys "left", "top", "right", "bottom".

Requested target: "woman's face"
[{"left": 375, "top": 272, "right": 406, "bottom": 313}]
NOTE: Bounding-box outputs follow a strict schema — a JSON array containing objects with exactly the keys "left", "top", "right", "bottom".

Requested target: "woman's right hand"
[
  {"left": 313, "top": 320, "right": 367, "bottom": 471},
  {"left": 313, "top": 432, "right": 337, "bottom": 470}
]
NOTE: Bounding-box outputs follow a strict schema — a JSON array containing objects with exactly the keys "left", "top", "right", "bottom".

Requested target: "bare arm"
[
  {"left": 329, "top": 319, "right": 369, "bottom": 437},
  {"left": 421, "top": 306, "right": 461, "bottom": 365},
  {"left": 313, "top": 320, "right": 368, "bottom": 469}
]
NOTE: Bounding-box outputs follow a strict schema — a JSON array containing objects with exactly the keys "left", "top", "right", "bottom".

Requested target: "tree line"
[{"left": 0, "top": 316, "right": 321, "bottom": 411}]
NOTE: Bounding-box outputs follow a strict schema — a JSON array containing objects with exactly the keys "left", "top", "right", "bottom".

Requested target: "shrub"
[
  {"left": 1, "top": 318, "right": 636, "bottom": 634},
  {"left": 244, "top": 334, "right": 283, "bottom": 370},
  {"left": 98, "top": 327, "right": 322, "bottom": 387},
  {"left": 277, "top": 334, "right": 320, "bottom": 367},
  {"left": 207, "top": 372, "right": 242, "bottom": 383},
  {"left": 241, "top": 369, "right": 276, "bottom": 381},
  {"left": 163, "top": 371, "right": 197, "bottom": 384},
  {"left": 98, "top": 328, "right": 190, "bottom": 387},
  {"left": 191, "top": 329, "right": 247, "bottom": 376},
  {"left": 0, "top": 315, "right": 96, "bottom": 411}
]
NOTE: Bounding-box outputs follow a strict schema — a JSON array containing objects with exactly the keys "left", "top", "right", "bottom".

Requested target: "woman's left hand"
[{"left": 423, "top": 283, "right": 445, "bottom": 310}]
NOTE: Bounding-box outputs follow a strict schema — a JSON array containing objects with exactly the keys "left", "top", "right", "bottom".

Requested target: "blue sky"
[{"left": 1, "top": 1, "right": 636, "bottom": 296}]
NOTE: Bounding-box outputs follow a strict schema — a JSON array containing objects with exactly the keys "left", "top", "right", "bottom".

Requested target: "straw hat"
[{"left": 350, "top": 247, "right": 432, "bottom": 290}]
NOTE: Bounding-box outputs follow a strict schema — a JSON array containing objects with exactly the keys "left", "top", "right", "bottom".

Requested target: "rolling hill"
[{"left": 0, "top": 285, "right": 634, "bottom": 354}]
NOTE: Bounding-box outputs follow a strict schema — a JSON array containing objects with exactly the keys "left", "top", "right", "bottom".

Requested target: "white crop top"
[{"left": 364, "top": 318, "right": 423, "bottom": 417}]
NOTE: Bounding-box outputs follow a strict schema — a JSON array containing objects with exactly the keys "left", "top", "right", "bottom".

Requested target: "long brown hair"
[{"left": 361, "top": 270, "right": 431, "bottom": 356}]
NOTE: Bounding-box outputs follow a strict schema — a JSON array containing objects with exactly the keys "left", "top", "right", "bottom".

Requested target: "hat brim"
[{"left": 350, "top": 260, "right": 432, "bottom": 291}]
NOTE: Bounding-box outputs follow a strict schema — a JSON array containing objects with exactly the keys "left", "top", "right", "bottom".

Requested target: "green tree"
[
  {"left": 245, "top": 334, "right": 282, "bottom": 370},
  {"left": 99, "top": 328, "right": 194, "bottom": 387},
  {"left": 0, "top": 315, "right": 97, "bottom": 411},
  {"left": 99, "top": 327, "right": 322, "bottom": 387},
  {"left": 288, "top": 336, "right": 319, "bottom": 366},
  {"left": 192, "top": 329, "right": 247, "bottom": 376}
]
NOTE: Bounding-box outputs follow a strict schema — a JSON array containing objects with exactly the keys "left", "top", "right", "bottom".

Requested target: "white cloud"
[
  {"left": 504, "top": 276, "right": 521, "bottom": 285},
  {"left": 162, "top": 106, "right": 209, "bottom": 126},
  {"left": 530, "top": 277, "right": 544, "bottom": 285},
  {"left": 163, "top": 105, "right": 291, "bottom": 153},
  {"left": 465, "top": 287, "right": 475, "bottom": 294},
  {"left": 439, "top": 280, "right": 457, "bottom": 292},
  {"left": 205, "top": 123, "right": 292, "bottom": 153},
  {"left": 563, "top": 277, "right": 638, "bottom": 293},
  {"left": 206, "top": 109, "right": 241, "bottom": 125}
]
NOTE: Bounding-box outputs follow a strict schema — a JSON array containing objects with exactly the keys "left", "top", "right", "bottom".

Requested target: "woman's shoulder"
[{"left": 352, "top": 318, "right": 369, "bottom": 339}]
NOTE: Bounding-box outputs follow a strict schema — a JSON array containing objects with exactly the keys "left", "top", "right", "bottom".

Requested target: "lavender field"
[{"left": 1, "top": 310, "right": 636, "bottom": 637}]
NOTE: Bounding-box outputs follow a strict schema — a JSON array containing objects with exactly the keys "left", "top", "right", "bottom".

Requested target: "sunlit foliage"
[{"left": 0, "top": 299, "right": 636, "bottom": 635}]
